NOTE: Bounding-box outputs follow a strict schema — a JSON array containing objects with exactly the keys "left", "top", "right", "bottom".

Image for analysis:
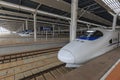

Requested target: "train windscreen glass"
[{"left": 79, "top": 30, "right": 103, "bottom": 40}]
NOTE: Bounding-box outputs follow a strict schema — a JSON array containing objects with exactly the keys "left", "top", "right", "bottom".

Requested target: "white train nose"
[{"left": 58, "top": 49, "right": 74, "bottom": 63}]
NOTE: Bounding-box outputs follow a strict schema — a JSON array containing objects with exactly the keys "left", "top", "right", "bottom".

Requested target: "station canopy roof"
[
  {"left": 0, "top": 0, "right": 120, "bottom": 26},
  {"left": 102, "top": 0, "right": 120, "bottom": 15}
]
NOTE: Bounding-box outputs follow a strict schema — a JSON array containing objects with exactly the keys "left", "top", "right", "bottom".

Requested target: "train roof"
[{"left": 90, "top": 28, "right": 120, "bottom": 32}]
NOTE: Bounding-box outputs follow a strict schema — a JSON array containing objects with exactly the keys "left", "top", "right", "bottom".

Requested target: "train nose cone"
[{"left": 58, "top": 49, "right": 74, "bottom": 63}]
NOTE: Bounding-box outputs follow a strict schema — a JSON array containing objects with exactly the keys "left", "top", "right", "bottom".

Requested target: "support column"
[
  {"left": 22, "top": 23, "right": 25, "bottom": 31},
  {"left": 112, "top": 14, "right": 117, "bottom": 30},
  {"left": 58, "top": 27, "right": 61, "bottom": 38},
  {"left": 70, "top": 0, "right": 78, "bottom": 41},
  {"left": 25, "top": 20, "right": 28, "bottom": 30},
  {"left": 33, "top": 14, "right": 37, "bottom": 42},
  {"left": 52, "top": 24, "right": 55, "bottom": 38},
  {"left": 87, "top": 24, "right": 90, "bottom": 30},
  {"left": 39, "top": 26, "right": 41, "bottom": 34}
]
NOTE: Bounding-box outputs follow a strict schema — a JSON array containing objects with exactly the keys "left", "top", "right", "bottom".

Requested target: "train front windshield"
[{"left": 79, "top": 30, "right": 103, "bottom": 40}]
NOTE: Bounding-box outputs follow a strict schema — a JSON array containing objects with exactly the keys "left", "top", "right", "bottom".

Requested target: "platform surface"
[
  {"left": 0, "top": 34, "right": 68, "bottom": 46},
  {"left": 101, "top": 59, "right": 120, "bottom": 80},
  {"left": 57, "top": 47, "right": 120, "bottom": 80}
]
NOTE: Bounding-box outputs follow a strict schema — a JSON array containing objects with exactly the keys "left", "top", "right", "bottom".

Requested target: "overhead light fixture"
[
  {"left": 87, "top": 30, "right": 95, "bottom": 33},
  {"left": 102, "top": 0, "right": 120, "bottom": 15}
]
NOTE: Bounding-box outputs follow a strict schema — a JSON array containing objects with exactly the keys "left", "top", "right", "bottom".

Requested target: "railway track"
[
  {"left": 0, "top": 47, "right": 61, "bottom": 64},
  {"left": 21, "top": 64, "right": 73, "bottom": 80},
  {"left": 0, "top": 47, "right": 73, "bottom": 80}
]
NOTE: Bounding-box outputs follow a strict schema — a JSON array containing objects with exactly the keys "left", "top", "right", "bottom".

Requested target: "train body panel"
[{"left": 58, "top": 28, "right": 120, "bottom": 67}]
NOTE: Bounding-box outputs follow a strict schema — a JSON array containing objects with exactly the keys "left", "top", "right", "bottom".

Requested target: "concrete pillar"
[
  {"left": 70, "top": 0, "right": 78, "bottom": 41},
  {"left": 33, "top": 14, "right": 37, "bottom": 42},
  {"left": 39, "top": 26, "right": 41, "bottom": 34},
  {"left": 52, "top": 24, "right": 55, "bottom": 38},
  {"left": 87, "top": 24, "right": 90, "bottom": 30},
  {"left": 25, "top": 20, "right": 28, "bottom": 30},
  {"left": 112, "top": 14, "right": 117, "bottom": 30},
  {"left": 58, "top": 27, "right": 61, "bottom": 38},
  {"left": 22, "top": 23, "right": 25, "bottom": 31}
]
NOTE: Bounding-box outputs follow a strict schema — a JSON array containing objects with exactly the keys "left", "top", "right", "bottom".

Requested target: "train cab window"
[
  {"left": 79, "top": 30, "right": 103, "bottom": 40},
  {"left": 91, "top": 30, "right": 103, "bottom": 38}
]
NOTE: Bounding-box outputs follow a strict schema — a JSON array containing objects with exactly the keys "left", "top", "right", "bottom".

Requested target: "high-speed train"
[
  {"left": 18, "top": 30, "right": 33, "bottom": 37},
  {"left": 58, "top": 28, "right": 120, "bottom": 67}
]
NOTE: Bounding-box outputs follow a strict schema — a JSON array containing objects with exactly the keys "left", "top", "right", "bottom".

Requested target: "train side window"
[{"left": 109, "top": 39, "right": 112, "bottom": 44}]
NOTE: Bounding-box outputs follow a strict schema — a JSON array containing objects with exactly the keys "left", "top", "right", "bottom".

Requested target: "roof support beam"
[
  {"left": 0, "top": 15, "right": 69, "bottom": 26},
  {"left": 0, "top": 1, "right": 70, "bottom": 20},
  {"left": 94, "top": 0, "right": 115, "bottom": 14},
  {"left": 0, "top": 10, "right": 68, "bottom": 24},
  {"left": 31, "top": 0, "right": 71, "bottom": 12},
  {"left": 0, "top": 1, "right": 107, "bottom": 28},
  {"left": 31, "top": 0, "right": 112, "bottom": 25},
  {"left": 0, "top": 10, "right": 31, "bottom": 18},
  {"left": 0, "top": 18, "right": 23, "bottom": 22}
]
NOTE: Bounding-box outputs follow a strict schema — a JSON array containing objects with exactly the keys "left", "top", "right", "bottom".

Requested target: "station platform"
[
  {"left": 0, "top": 37, "right": 68, "bottom": 55},
  {"left": 0, "top": 34, "right": 68, "bottom": 45},
  {"left": 57, "top": 47, "right": 120, "bottom": 80},
  {"left": 101, "top": 59, "right": 120, "bottom": 80}
]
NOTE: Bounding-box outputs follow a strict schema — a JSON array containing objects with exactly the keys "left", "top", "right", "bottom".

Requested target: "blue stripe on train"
[{"left": 78, "top": 36, "right": 101, "bottom": 41}]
